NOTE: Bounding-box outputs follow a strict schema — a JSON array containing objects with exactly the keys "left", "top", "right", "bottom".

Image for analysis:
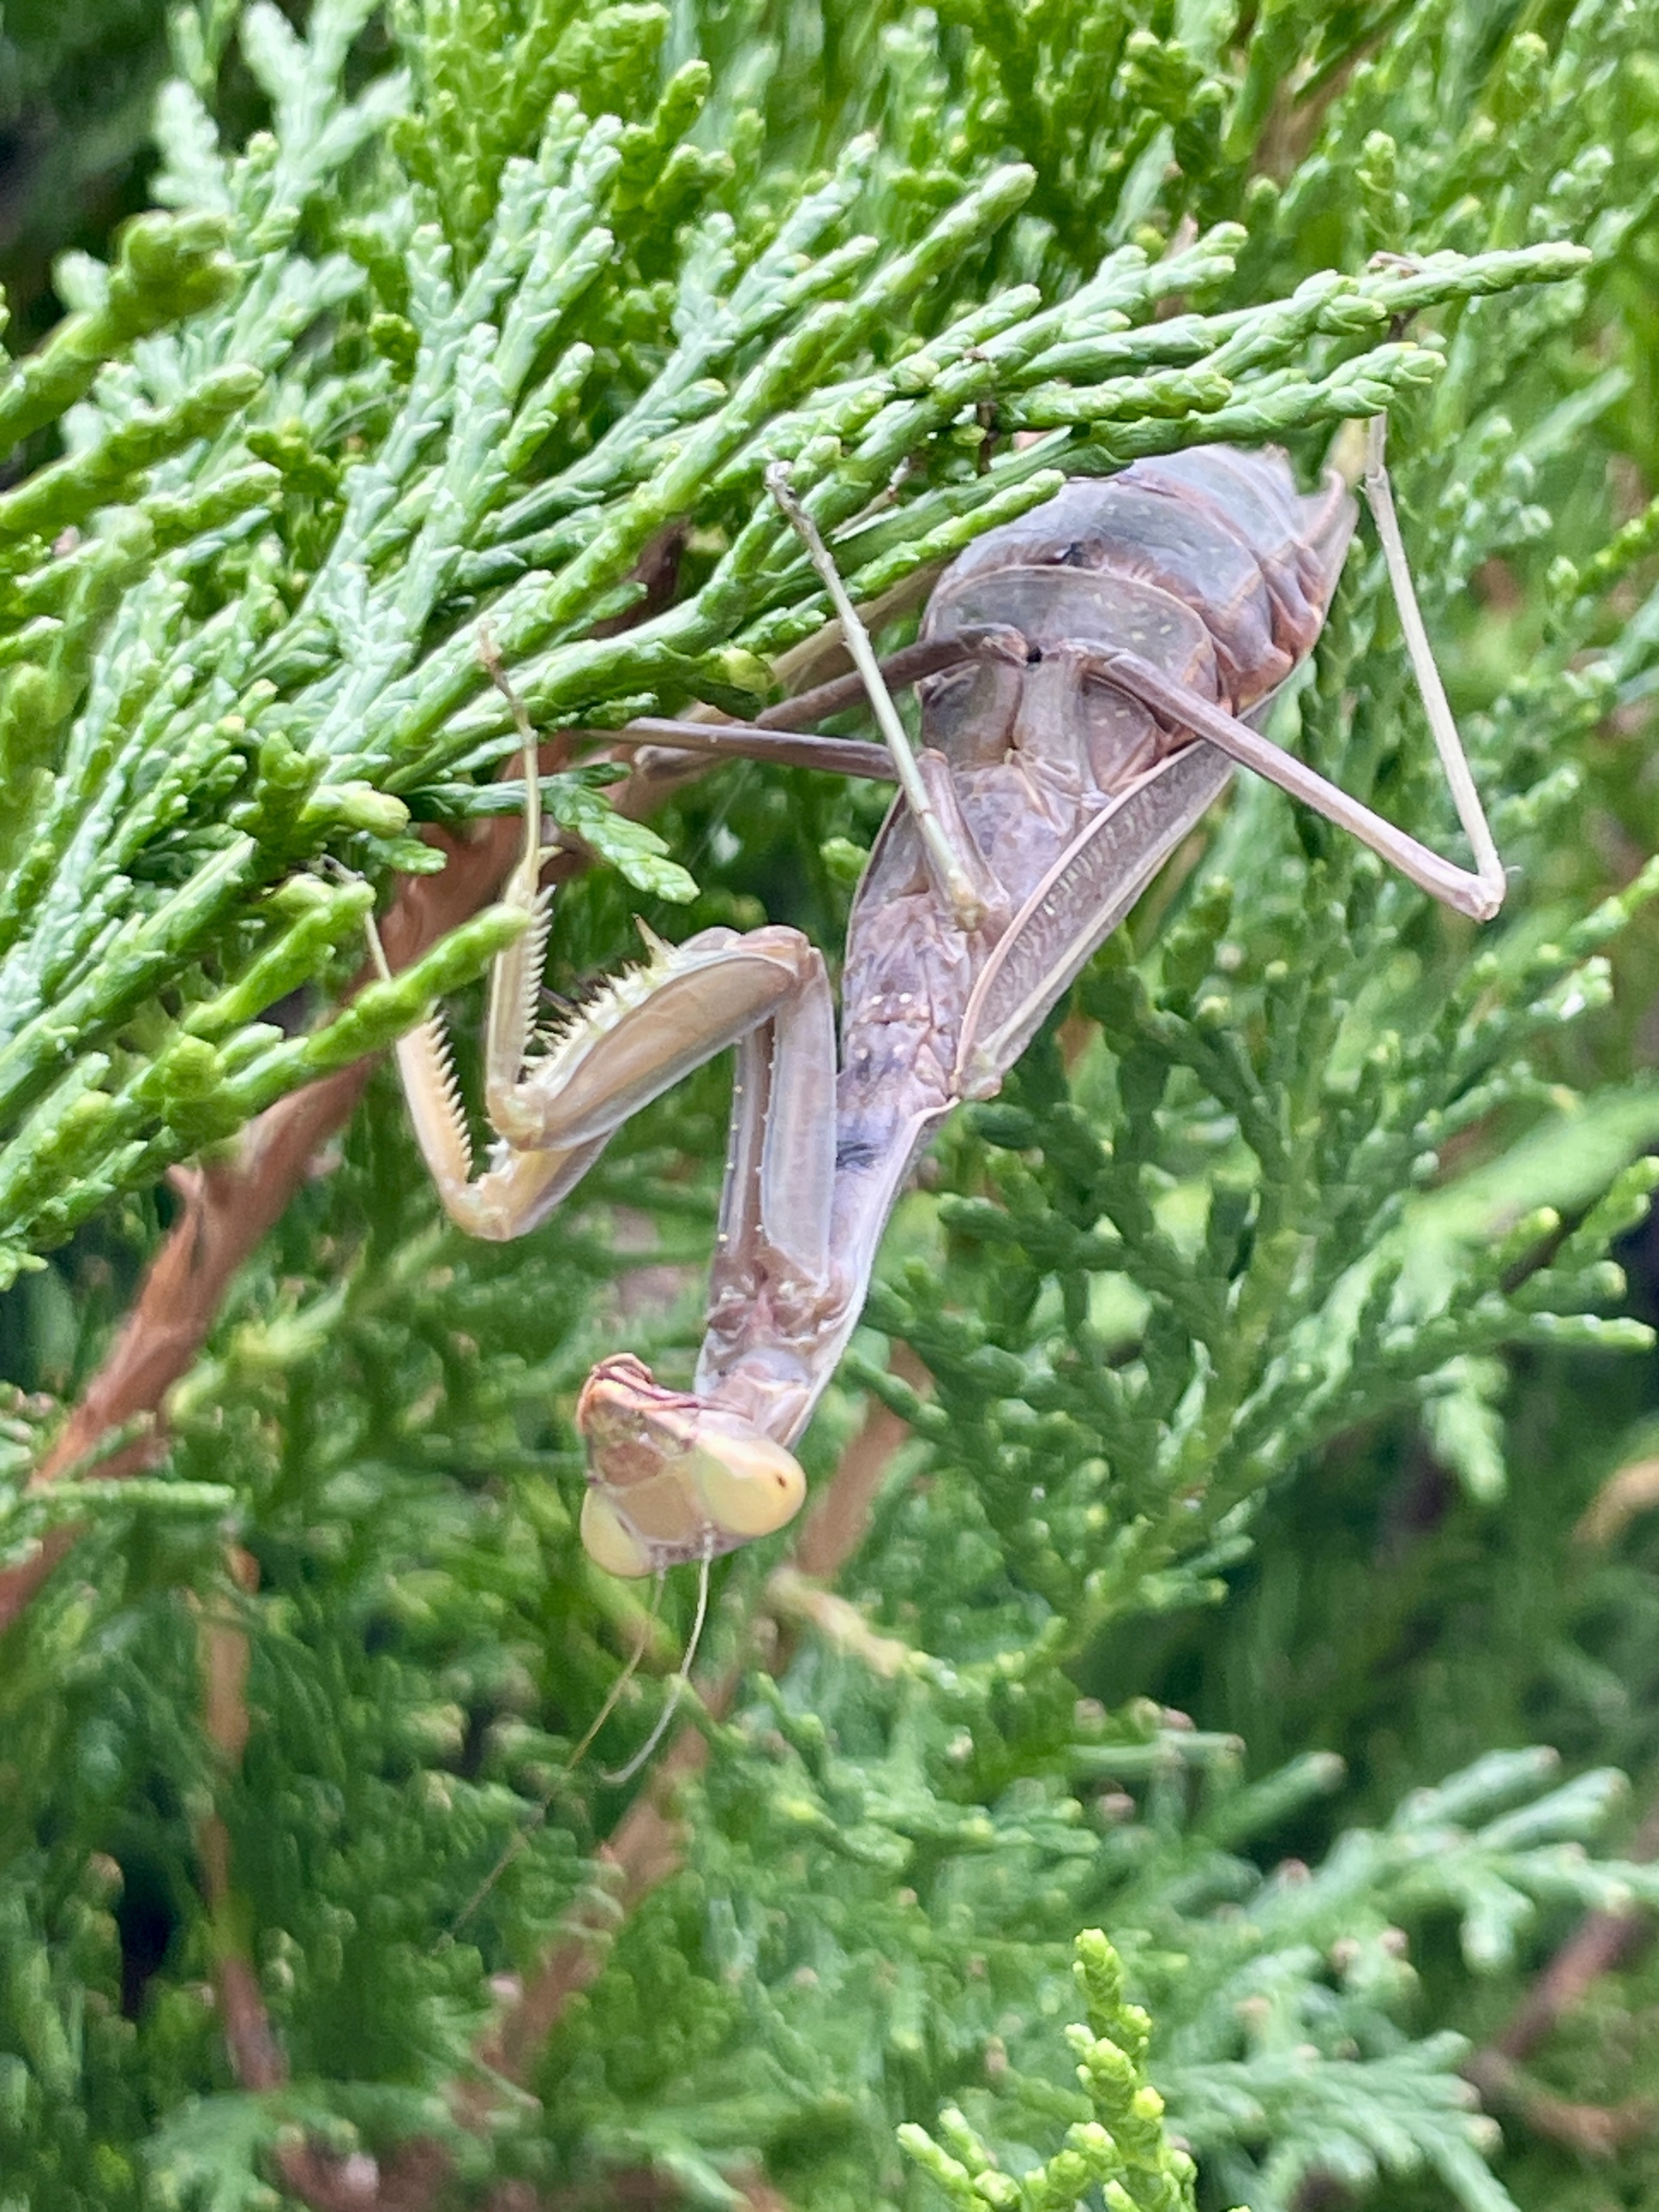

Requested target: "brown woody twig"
[
  {"left": 1464, "top": 1797, "right": 1659, "bottom": 2157},
  {"left": 0, "top": 820, "right": 522, "bottom": 1635}
]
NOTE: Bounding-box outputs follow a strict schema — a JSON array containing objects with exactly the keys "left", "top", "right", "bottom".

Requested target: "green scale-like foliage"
[{"left": 5, "top": 0, "right": 1659, "bottom": 2208}]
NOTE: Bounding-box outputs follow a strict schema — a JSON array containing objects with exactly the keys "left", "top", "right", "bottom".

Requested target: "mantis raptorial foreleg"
[{"left": 384, "top": 658, "right": 837, "bottom": 1576}]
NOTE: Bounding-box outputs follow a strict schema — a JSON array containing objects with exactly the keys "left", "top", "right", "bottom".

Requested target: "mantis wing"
[{"left": 956, "top": 736, "right": 1235, "bottom": 1100}]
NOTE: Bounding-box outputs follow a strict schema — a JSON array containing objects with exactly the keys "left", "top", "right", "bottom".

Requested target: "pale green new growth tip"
[{"left": 900, "top": 1931, "right": 1212, "bottom": 2212}]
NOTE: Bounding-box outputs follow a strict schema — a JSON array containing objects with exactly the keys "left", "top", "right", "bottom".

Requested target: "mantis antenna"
[
  {"left": 441, "top": 1547, "right": 710, "bottom": 1944},
  {"left": 599, "top": 1545, "right": 712, "bottom": 1788},
  {"left": 570, "top": 1574, "right": 672, "bottom": 1776},
  {"left": 438, "top": 1579, "right": 664, "bottom": 1946}
]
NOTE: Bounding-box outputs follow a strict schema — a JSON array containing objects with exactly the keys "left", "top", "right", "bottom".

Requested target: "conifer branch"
[{"left": 0, "top": 819, "right": 522, "bottom": 1630}]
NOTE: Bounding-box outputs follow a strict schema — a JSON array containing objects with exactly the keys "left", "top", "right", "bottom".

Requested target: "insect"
[{"left": 390, "top": 419, "right": 1504, "bottom": 1595}]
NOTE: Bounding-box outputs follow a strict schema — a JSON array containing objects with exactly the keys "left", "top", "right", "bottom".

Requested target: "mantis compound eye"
[
  {"left": 689, "top": 1430, "right": 807, "bottom": 1541},
  {"left": 579, "top": 1485, "right": 657, "bottom": 1579}
]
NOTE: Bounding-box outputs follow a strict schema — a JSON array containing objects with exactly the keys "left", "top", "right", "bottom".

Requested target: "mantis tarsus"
[{"left": 389, "top": 416, "right": 1505, "bottom": 1618}]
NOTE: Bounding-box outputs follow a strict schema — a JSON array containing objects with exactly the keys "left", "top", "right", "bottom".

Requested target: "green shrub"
[{"left": 4, "top": 2, "right": 1659, "bottom": 2206}]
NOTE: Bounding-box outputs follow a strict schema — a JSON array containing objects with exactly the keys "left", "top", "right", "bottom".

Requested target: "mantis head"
[{"left": 574, "top": 1353, "right": 807, "bottom": 1579}]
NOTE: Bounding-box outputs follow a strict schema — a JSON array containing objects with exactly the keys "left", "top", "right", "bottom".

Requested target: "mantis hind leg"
[
  {"left": 1102, "top": 416, "right": 1505, "bottom": 920},
  {"left": 1359, "top": 413, "right": 1505, "bottom": 915}
]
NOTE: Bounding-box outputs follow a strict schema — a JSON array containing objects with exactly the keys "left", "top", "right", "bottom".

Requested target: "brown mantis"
[{"left": 389, "top": 416, "right": 1505, "bottom": 1611}]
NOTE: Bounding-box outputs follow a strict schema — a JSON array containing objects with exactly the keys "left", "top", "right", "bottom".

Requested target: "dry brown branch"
[
  {"left": 194, "top": 1520, "right": 435, "bottom": 2209},
  {"left": 1519, "top": 2091, "right": 1658, "bottom": 2158},
  {"left": 0, "top": 818, "right": 522, "bottom": 1635},
  {"left": 731, "top": 2172, "right": 796, "bottom": 2212},
  {"left": 275, "top": 2139, "right": 456, "bottom": 2211},
  {"left": 195, "top": 1542, "right": 285, "bottom": 2091},
  {"left": 1464, "top": 1796, "right": 1659, "bottom": 2156},
  {"left": 1487, "top": 1796, "right": 1659, "bottom": 2067},
  {"left": 791, "top": 1345, "right": 928, "bottom": 1582},
  {"left": 479, "top": 1724, "right": 710, "bottom": 2091},
  {"left": 1459, "top": 2054, "right": 1659, "bottom": 2160},
  {"left": 1576, "top": 1452, "right": 1659, "bottom": 1549}
]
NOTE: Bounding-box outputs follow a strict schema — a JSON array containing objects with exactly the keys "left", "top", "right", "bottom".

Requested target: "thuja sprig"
[
  {"left": 900, "top": 1932, "right": 1207, "bottom": 2212},
  {"left": 744, "top": 1714, "right": 1655, "bottom": 2212},
  {"left": 0, "top": 211, "right": 237, "bottom": 454}
]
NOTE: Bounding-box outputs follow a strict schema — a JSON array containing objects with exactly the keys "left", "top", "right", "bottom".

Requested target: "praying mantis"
[{"left": 388, "top": 417, "right": 1505, "bottom": 1600}]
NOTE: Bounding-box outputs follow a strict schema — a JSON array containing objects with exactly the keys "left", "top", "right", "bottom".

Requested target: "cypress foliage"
[{"left": 3, "top": 2, "right": 1659, "bottom": 2207}]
